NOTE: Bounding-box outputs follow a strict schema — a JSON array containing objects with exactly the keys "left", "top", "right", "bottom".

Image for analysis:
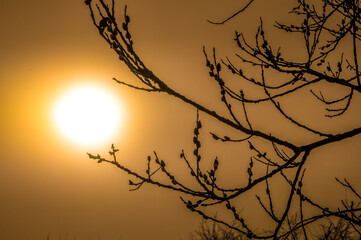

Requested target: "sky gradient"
[{"left": 1, "top": 1, "right": 361, "bottom": 240}]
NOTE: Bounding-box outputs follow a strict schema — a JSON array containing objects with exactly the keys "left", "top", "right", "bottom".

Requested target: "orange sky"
[{"left": 1, "top": 1, "right": 361, "bottom": 240}]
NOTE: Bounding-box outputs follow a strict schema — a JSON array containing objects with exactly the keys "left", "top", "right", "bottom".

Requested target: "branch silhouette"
[{"left": 85, "top": 0, "right": 361, "bottom": 238}]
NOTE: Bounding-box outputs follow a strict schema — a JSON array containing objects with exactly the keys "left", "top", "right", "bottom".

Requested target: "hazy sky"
[{"left": 1, "top": 1, "right": 361, "bottom": 240}]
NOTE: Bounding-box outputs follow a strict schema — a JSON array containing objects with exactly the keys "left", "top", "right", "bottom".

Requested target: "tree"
[
  {"left": 315, "top": 217, "right": 359, "bottom": 239},
  {"left": 189, "top": 215, "right": 359, "bottom": 240},
  {"left": 189, "top": 218, "right": 247, "bottom": 240},
  {"left": 85, "top": 0, "right": 361, "bottom": 238}
]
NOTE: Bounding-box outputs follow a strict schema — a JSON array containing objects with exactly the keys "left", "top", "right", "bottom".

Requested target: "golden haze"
[{"left": 1, "top": 1, "right": 361, "bottom": 240}]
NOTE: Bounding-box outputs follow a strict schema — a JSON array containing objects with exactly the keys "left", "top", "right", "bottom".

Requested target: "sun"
[{"left": 52, "top": 84, "right": 124, "bottom": 146}]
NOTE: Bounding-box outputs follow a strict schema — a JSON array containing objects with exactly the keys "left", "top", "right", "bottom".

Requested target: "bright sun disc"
[{"left": 53, "top": 85, "right": 123, "bottom": 146}]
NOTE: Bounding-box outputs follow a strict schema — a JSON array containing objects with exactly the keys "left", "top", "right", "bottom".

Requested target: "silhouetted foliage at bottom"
[
  {"left": 189, "top": 218, "right": 247, "bottom": 240},
  {"left": 189, "top": 215, "right": 360, "bottom": 240},
  {"left": 315, "top": 217, "right": 360, "bottom": 240}
]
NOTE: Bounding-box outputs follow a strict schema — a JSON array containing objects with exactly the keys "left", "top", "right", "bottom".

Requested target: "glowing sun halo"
[{"left": 53, "top": 85, "right": 124, "bottom": 146}]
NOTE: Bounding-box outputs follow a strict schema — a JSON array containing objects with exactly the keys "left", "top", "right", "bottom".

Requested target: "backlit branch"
[{"left": 85, "top": 0, "right": 361, "bottom": 238}]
